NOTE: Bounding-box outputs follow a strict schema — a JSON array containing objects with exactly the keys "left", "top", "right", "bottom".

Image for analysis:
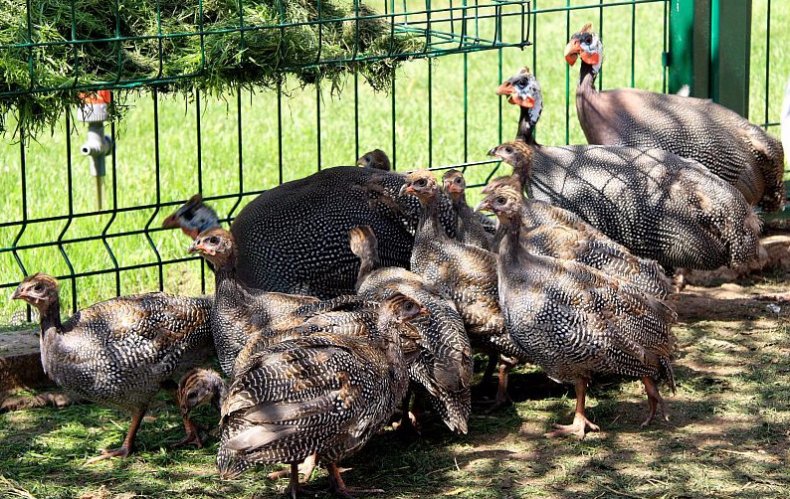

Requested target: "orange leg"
[
  {"left": 545, "top": 378, "right": 600, "bottom": 440},
  {"left": 86, "top": 406, "right": 146, "bottom": 464},
  {"left": 327, "top": 462, "right": 384, "bottom": 498},
  {"left": 490, "top": 356, "right": 518, "bottom": 410},
  {"left": 641, "top": 376, "right": 669, "bottom": 427},
  {"left": 267, "top": 454, "right": 317, "bottom": 483}
]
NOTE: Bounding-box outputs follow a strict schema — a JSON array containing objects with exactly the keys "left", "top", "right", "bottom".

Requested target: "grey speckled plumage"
[
  {"left": 229, "top": 166, "right": 457, "bottom": 299},
  {"left": 349, "top": 225, "right": 473, "bottom": 434},
  {"left": 566, "top": 25, "right": 785, "bottom": 212},
  {"left": 189, "top": 228, "right": 319, "bottom": 377},
  {"left": 216, "top": 294, "right": 423, "bottom": 492},
  {"left": 484, "top": 145, "right": 672, "bottom": 300},
  {"left": 12, "top": 273, "right": 214, "bottom": 459},
  {"left": 497, "top": 68, "right": 765, "bottom": 272},
  {"left": 480, "top": 189, "right": 677, "bottom": 436}
]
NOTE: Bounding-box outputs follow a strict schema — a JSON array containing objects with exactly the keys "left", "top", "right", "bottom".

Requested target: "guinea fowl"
[
  {"left": 478, "top": 188, "right": 677, "bottom": 438},
  {"left": 356, "top": 149, "right": 391, "bottom": 171},
  {"left": 441, "top": 169, "right": 495, "bottom": 250},
  {"left": 11, "top": 274, "right": 214, "bottom": 461},
  {"left": 188, "top": 227, "right": 319, "bottom": 377},
  {"left": 216, "top": 294, "right": 425, "bottom": 497},
  {"left": 162, "top": 194, "right": 221, "bottom": 239},
  {"left": 349, "top": 225, "right": 473, "bottom": 434},
  {"left": 400, "top": 170, "right": 529, "bottom": 406},
  {"left": 229, "top": 166, "right": 457, "bottom": 299},
  {"left": 565, "top": 24, "right": 785, "bottom": 212},
  {"left": 496, "top": 67, "right": 765, "bottom": 272},
  {"left": 485, "top": 143, "right": 672, "bottom": 299}
]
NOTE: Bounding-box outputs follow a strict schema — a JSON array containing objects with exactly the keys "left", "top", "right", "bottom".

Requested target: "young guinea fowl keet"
[
  {"left": 400, "top": 170, "right": 530, "bottom": 406},
  {"left": 496, "top": 67, "right": 765, "bottom": 273},
  {"left": 441, "top": 169, "right": 495, "bottom": 250},
  {"left": 356, "top": 149, "right": 392, "bottom": 171},
  {"left": 485, "top": 143, "right": 672, "bottom": 299},
  {"left": 478, "top": 188, "right": 678, "bottom": 439},
  {"left": 565, "top": 24, "right": 785, "bottom": 212},
  {"left": 216, "top": 294, "right": 426, "bottom": 497},
  {"left": 162, "top": 194, "right": 221, "bottom": 239},
  {"left": 188, "top": 228, "right": 319, "bottom": 377},
  {"left": 11, "top": 274, "right": 214, "bottom": 461},
  {"left": 229, "top": 167, "right": 458, "bottom": 299},
  {"left": 349, "top": 225, "right": 473, "bottom": 434}
]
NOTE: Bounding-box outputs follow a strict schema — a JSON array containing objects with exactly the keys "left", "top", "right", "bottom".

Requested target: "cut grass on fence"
[{"left": 1, "top": 279, "right": 789, "bottom": 498}]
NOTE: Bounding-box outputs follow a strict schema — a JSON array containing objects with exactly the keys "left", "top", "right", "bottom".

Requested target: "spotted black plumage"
[
  {"left": 216, "top": 294, "right": 424, "bottom": 496},
  {"left": 11, "top": 273, "right": 214, "bottom": 461},
  {"left": 349, "top": 225, "right": 473, "bottom": 434},
  {"left": 480, "top": 189, "right": 677, "bottom": 438},
  {"left": 188, "top": 228, "right": 319, "bottom": 377},
  {"left": 229, "top": 166, "right": 457, "bottom": 298},
  {"left": 497, "top": 67, "right": 765, "bottom": 272},
  {"left": 566, "top": 24, "right": 785, "bottom": 212},
  {"left": 441, "top": 169, "right": 496, "bottom": 251}
]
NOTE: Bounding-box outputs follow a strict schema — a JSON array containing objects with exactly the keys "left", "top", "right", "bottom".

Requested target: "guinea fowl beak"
[
  {"left": 475, "top": 199, "right": 492, "bottom": 213},
  {"left": 10, "top": 287, "right": 22, "bottom": 301},
  {"left": 187, "top": 241, "right": 200, "bottom": 254},
  {"left": 495, "top": 81, "right": 515, "bottom": 96},
  {"left": 564, "top": 39, "right": 581, "bottom": 65},
  {"left": 487, "top": 147, "right": 498, "bottom": 157},
  {"left": 162, "top": 214, "right": 180, "bottom": 229},
  {"left": 398, "top": 183, "right": 411, "bottom": 197}
]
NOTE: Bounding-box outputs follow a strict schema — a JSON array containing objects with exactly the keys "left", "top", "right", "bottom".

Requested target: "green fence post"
[
  {"left": 668, "top": 0, "right": 710, "bottom": 97},
  {"left": 711, "top": 0, "right": 752, "bottom": 118}
]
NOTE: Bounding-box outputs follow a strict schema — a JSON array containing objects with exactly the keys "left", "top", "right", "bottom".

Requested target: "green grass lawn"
[
  {"left": 1, "top": 280, "right": 788, "bottom": 498},
  {"left": 2, "top": 0, "right": 788, "bottom": 322}
]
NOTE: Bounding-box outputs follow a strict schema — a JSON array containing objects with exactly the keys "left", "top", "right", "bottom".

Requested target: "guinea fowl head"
[
  {"left": 565, "top": 23, "right": 603, "bottom": 73},
  {"left": 381, "top": 293, "right": 429, "bottom": 326},
  {"left": 11, "top": 273, "right": 59, "bottom": 312},
  {"left": 487, "top": 141, "right": 534, "bottom": 187},
  {"left": 177, "top": 368, "right": 225, "bottom": 417},
  {"left": 476, "top": 183, "right": 523, "bottom": 225},
  {"left": 496, "top": 67, "right": 543, "bottom": 116},
  {"left": 188, "top": 227, "right": 236, "bottom": 269},
  {"left": 162, "top": 194, "right": 220, "bottom": 240},
  {"left": 398, "top": 170, "right": 440, "bottom": 205},
  {"left": 357, "top": 149, "right": 392, "bottom": 171},
  {"left": 442, "top": 169, "right": 466, "bottom": 201}
]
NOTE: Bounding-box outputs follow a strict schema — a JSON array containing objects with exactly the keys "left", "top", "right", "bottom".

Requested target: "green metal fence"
[{"left": 0, "top": 0, "right": 785, "bottom": 324}]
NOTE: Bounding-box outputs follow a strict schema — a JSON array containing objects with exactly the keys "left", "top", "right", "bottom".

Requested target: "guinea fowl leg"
[
  {"left": 86, "top": 406, "right": 147, "bottom": 464},
  {"left": 490, "top": 356, "right": 519, "bottom": 411},
  {"left": 545, "top": 378, "right": 600, "bottom": 440},
  {"left": 640, "top": 376, "right": 669, "bottom": 427},
  {"left": 267, "top": 454, "right": 317, "bottom": 483},
  {"left": 327, "top": 462, "right": 384, "bottom": 498},
  {"left": 480, "top": 352, "right": 499, "bottom": 386}
]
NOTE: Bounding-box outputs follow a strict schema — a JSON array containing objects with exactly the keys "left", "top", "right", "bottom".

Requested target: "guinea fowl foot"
[
  {"left": 171, "top": 428, "right": 203, "bottom": 449},
  {"left": 640, "top": 377, "right": 670, "bottom": 428},
  {"left": 545, "top": 413, "right": 600, "bottom": 440},
  {"left": 85, "top": 446, "right": 131, "bottom": 464},
  {"left": 327, "top": 462, "right": 383, "bottom": 499}
]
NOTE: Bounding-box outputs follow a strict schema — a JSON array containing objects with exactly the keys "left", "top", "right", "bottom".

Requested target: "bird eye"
[
  {"left": 183, "top": 211, "right": 194, "bottom": 221},
  {"left": 208, "top": 236, "right": 219, "bottom": 244},
  {"left": 416, "top": 179, "right": 427, "bottom": 187},
  {"left": 455, "top": 177, "right": 462, "bottom": 184},
  {"left": 34, "top": 284, "right": 44, "bottom": 292},
  {"left": 584, "top": 34, "right": 593, "bottom": 44},
  {"left": 495, "top": 196, "right": 507, "bottom": 205},
  {"left": 364, "top": 156, "right": 370, "bottom": 162},
  {"left": 504, "top": 147, "right": 513, "bottom": 153}
]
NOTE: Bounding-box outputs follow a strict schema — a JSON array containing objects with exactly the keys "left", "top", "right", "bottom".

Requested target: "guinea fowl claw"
[
  {"left": 545, "top": 414, "right": 600, "bottom": 440},
  {"left": 171, "top": 430, "right": 203, "bottom": 449},
  {"left": 85, "top": 446, "right": 131, "bottom": 464}
]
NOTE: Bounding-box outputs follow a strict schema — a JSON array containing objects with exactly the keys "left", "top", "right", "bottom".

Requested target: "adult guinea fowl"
[
  {"left": 481, "top": 149, "right": 672, "bottom": 300},
  {"left": 441, "top": 169, "right": 495, "bottom": 250},
  {"left": 216, "top": 294, "right": 425, "bottom": 497},
  {"left": 11, "top": 274, "right": 213, "bottom": 461},
  {"left": 188, "top": 227, "right": 319, "bottom": 377},
  {"left": 400, "top": 170, "right": 529, "bottom": 406},
  {"left": 229, "top": 166, "right": 457, "bottom": 298},
  {"left": 349, "top": 225, "right": 473, "bottom": 434},
  {"left": 565, "top": 23, "right": 785, "bottom": 212},
  {"left": 478, "top": 186, "right": 677, "bottom": 439},
  {"left": 495, "top": 67, "right": 765, "bottom": 272},
  {"left": 357, "top": 149, "right": 392, "bottom": 171}
]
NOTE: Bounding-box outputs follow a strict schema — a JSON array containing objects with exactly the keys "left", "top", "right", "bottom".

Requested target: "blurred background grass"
[{"left": 1, "top": 0, "right": 787, "bottom": 323}]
